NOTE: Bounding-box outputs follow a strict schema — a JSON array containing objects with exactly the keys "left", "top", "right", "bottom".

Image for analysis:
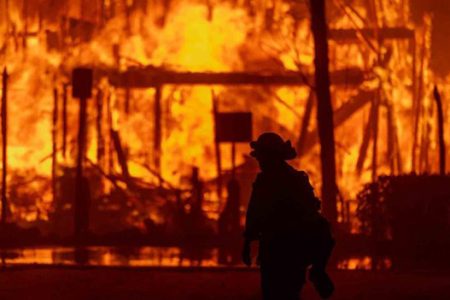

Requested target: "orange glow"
[{"left": 0, "top": 1, "right": 445, "bottom": 231}]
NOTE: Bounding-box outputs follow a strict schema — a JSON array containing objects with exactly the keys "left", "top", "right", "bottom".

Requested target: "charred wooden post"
[
  {"left": 106, "top": 93, "right": 114, "bottom": 176},
  {"left": 433, "top": 86, "right": 446, "bottom": 175},
  {"left": 62, "top": 83, "right": 68, "bottom": 159},
  {"left": 356, "top": 100, "right": 375, "bottom": 175},
  {"left": 394, "top": 122, "right": 403, "bottom": 174},
  {"left": 412, "top": 23, "right": 428, "bottom": 172},
  {"left": 154, "top": 85, "right": 162, "bottom": 177},
  {"left": 420, "top": 119, "right": 431, "bottom": 173},
  {"left": 371, "top": 91, "right": 380, "bottom": 180},
  {"left": 125, "top": 80, "right": 130, "bottom": 114},
  {"left": 297, "top": 91, "right": 314, "bottom": 155},
  {"left": 191, "top": 167, "right": 203, "bottom": 213},
  {"left": 72, "top": 68, "right": 93, "bottom": 242},
  {"left": 52, "top": 87, "right": 59, "bottom": 205},
  {"left": 96, "top": 89, "right": 105, "bottom": 167},
  {"left": 75, "top": 95, "right": 87, "bottom": 240},
  {"left": 110, "top": 129, "right": 131, "bottom": 183},
  {"left": 386, "top": 102, "right": 395, "bottom": 174},
  {"left": 412, "top": 35, "right": 417, "bottom": 154},
  {"left": 1, "top": 68, "right": 8, "bottom": 224},
  {"left": 310, "top": 0, "right": 338, "bottom": 224},
  {"left": 211, "top": 91, "right": 223, "bottom": 199}
]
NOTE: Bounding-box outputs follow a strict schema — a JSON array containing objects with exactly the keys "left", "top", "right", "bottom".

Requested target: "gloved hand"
[{"left": 242, "top": 239, "right": 252, "bottom": 266}]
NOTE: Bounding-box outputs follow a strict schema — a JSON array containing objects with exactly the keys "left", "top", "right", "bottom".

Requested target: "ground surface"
[{"left": 0, "top": 266, "right": 449, "bottom": 299}]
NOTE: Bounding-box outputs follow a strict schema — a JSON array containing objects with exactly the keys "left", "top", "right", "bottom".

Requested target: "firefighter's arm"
[
  {"left": 243, "top": 174, "right": 264, "bottom": 242},
  {"left": 299, "top": 171, "right": 321, "bottom": 211}
]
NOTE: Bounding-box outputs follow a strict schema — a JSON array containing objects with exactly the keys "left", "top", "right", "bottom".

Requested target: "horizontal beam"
[
  {"left": 329, "top": 27, "right": 414, "bottom": 42},
  {"left": 106, "top": 68, "right": 365, "bottom": 88}
]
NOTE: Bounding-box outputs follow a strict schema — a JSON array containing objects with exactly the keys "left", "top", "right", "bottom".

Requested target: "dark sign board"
[
  {"left": 72, "top": 68, "right": 93, "bottom": 99},
  {"left": 215, "top": 112, "right": 252, "bottom": 143}
]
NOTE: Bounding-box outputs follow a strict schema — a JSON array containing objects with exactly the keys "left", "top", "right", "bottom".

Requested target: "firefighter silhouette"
[{"left": 242, "top": 132, "right": 335, "bottom": 299}]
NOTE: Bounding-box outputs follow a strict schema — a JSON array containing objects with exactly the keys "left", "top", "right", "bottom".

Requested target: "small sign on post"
[
  {"left": 215, "top": 112, "right": 252, "bottom": 143},
  {"left": 215, "top": 112, "right": 252, "bottom": 265}
]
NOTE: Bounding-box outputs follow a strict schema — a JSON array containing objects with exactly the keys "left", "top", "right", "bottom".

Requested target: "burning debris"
[{"left": 0, "top": 0, "right": 448, "bottom": 260}]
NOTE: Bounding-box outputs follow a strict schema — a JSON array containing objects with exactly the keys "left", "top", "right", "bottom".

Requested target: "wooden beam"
[
  {"left": 107, "top": 68, "right": 365, "bottom": 88},
  {"left": 329, "top": 27, "right": 414, "bottom": 42}
]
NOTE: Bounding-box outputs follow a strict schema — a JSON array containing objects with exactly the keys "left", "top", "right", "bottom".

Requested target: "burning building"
[{"left": 0, "top": 0, "right": 448, "bottom": 244}]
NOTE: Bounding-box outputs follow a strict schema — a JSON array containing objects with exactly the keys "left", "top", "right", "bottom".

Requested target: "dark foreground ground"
[{"left": 0, "top": 266, "right": 449, "bottom": 299}]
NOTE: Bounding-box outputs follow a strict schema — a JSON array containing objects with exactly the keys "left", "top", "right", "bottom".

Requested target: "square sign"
[
  {"left": 215, "top": 112, "right": 252, "bottom": 143},
  {"left": 72, "top": 68, "right": 93, "bottom": 99}
]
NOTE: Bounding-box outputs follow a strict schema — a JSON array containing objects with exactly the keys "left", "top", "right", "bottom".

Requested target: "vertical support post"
[
  {"left": 309, "top": 0, "right": 337, "bottom": 225},
  {"left": 412, "top": 22, "right": 428, "bottom": 172},
  {"left": 72, "top": 67, "right": 92, "bottom": 243},
  {"left": 1, "top": 68, "right": 8, "bottom": 225},
  {"left": 371, "top": 92, "right": 380, "bottom": 181},
  {"left": 411, "top": 35, "right": 417, "bottom": 171},
  {"left": 231, "top": 142, "right": 236, "bottom": 180},
  {"left": 62, "top": 84, "right": 68, "bottom": 159},
  {"left": 125, "top": 87, "right": 130, "bottom": 115},
  {"left": 107, "top": 93, "right": 114, "bottom": 175},
  {"left": 356, "top": 101, "right": 375, "bottom": 174},
  {"left": 96, "top": 89, "right": 104, "bottom": 167},
  {"left": 154, "top": 85, "right": 162, "bottom": 176},
  {"left": 386, "top": 103, "right": 395, "bottom": 174},
  {"left": 297, "top": 90, "right": 315, "bottom": 154},
  {"left": 52, "top": 87, "right": 59, "bottom": 205},
  {"left": 211, "top": 92, "right": 223, "bottom": 200},
  {"left": 75, "top": 96, "right": 87, "bottom": 241},
  {"left": 434, "top": 86, "right": 446, "bottom": 175}
]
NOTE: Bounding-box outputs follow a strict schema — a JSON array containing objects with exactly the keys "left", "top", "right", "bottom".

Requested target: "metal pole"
[{"left": 1, "top": 68, "right": 8, "bottom": 224}]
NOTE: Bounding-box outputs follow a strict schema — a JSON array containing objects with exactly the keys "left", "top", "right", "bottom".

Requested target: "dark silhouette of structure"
[{"left": 243, "top": 132, "right": 335, "bottom": 299}]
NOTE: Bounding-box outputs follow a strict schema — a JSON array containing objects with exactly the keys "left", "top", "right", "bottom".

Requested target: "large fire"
[{"left": 0, "top": 1, "right": 445, "bottom": 233}]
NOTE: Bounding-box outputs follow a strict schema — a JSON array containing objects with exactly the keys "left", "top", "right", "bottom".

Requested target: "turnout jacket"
[{"left": 244, "top": 162, "right": 321, "bottom": 242}]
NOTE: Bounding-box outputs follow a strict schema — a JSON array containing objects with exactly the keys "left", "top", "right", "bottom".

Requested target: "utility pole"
[{"left": 309, "top": 0, "right": 338, "bottom": 225}]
